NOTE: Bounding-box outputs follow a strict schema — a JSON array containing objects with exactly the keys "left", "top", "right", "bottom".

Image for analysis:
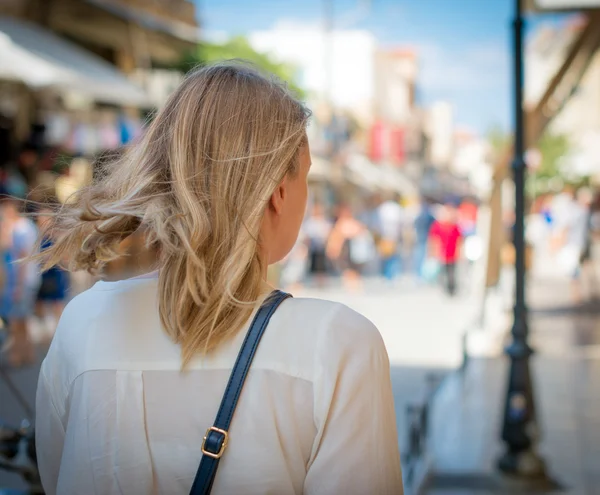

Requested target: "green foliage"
[
  {"left": 486, "top": 125, "right": 510, "bottom": 157},
  {"left": 528, "top": 132, "right": 574, "bottom": 197},
  {"left": 535, "top": 132, "right": 570, "bottom": 179},
  {"left": 177, "top": 36, "right": 305, "bottom": 97},
  {"left": 485, "top": 126, "right": 576, "bottom": 197}
]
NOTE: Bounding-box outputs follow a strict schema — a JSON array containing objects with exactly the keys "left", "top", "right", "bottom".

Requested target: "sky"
[{"left": 196, "top": 0, "right": 566, "bottom": 135}]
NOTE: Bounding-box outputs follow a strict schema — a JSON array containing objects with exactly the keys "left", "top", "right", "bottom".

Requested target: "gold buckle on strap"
[{"left": 201, "top": 426, "right": 229, "bottom": 459}]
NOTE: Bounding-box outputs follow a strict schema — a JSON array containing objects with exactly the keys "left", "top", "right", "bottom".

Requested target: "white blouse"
[{"left": 36, "top": 275, "right": 403, "bottom": 494}]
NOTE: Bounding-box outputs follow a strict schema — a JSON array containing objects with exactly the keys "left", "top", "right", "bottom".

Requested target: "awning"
[
  {"left": 345, "top": 154, "right": 417, "bottom": 196},
  {"left": 0, "top": 17, "right": 150, "bottom": 107},
  {"left": 0, "top": 31, "right": 63, "bottom": 87},
  {"left": 377, "top": 164, "right": 418, "bottom": 197},
  {"left": 85, "top": 0, "right": 201, "bottom": 44},
  {"left": 419, "top": 166, "right": 473, "bottom": 201},
  {"left": 346, "top": 154, "right": 383, "bottom": 191}
]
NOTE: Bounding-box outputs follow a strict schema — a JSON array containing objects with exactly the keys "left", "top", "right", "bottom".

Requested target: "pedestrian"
[
  {"left": 303, "top": 202, "right": 332, "bottom": 287},
  {"left": 413, "top": 199, "right": 435, "bottom": 279},
  {"left": 327, "top": 204, "right": 372, "bottom": 290},
  {"left": 35, "top": 205, "right": 70, "bottom": 335},
  {"left": 34, "top": 62, "right": 403, "bottom": 495},
  {"left": 375, "top": 194, "right": 405, "bottom": 283},
  {"left": 429, "top": 202, "right": 463, "bottom": 296},
  {"left": 457, "top": 197, "right": 478, "bottom": 237},
  {"left": 16, "top": 144, "right": 40, "bottom": 189},
  {"left": 279, "top": 229, "right": 308, "bottom": 291},
  {"left": 554, "top": 187, "right": 596, "bottom": 301},
  {"left": 0, "top": 191, "right": 41, "bottom": 367}
]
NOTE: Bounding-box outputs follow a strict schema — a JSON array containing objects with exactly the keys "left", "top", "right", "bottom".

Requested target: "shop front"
[{"left": 0, "top": 16, "right": 156, "bottom": 278}]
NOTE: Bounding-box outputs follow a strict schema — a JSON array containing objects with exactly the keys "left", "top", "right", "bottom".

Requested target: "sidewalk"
[{"left": 423, "top": 272, "right": 600, "bottom": 494}]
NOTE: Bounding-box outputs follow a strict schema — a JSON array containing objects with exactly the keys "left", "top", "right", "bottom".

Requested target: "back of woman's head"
[{"left": 38, "top": 61, "right": 310, "bottom": 365}]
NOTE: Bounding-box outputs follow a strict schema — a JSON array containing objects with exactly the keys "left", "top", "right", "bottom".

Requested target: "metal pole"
[{"left": 498, "top": 0, "right": 546, "bottom": 478}]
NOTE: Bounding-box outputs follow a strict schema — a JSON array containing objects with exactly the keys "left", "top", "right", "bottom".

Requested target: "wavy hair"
[{"left": 36, "top": 61, "right": 310, "bottom": 366}]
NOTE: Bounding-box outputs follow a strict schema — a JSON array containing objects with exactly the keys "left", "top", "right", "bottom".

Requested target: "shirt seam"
[
  {"left": 68, "top": 364, "right": 314, "bottom": 394},
  {"left": 89, "top": 279, "right": 159, "bottom": 291}
]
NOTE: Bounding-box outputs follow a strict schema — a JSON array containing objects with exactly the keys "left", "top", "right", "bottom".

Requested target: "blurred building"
[
  {"left": 425, "top": 101, "right": 455, "bottom": 168},
  {"left": 524, "top": 19, "right": 583, "bottom": 106},
  {"left": 374, "top": 48, "right": 417, "bottom": 124},
  {"left": 130, "top": 69, "right": 184, "bottom": 109},
  {"left": 451, "top": 128, "right": 493, "bottom": 197},
  {"left": 249, "top": 21, "right": 376, "bottom": 124},
  {"left": 369, "top": 48, "right": 419, "bottom": 167},
  {"left": 0, "top": 0, "right": 199, "bottom": 277},
  {"left": 526, "top": 15, "right": 600, "bottom": 181},
  {"left": 248, "top": 22, "right": 421, "bottom": 206},
  {"left": 552, "top": 49, "right": 600, "bottom": 180},
  {"left": 0, "top": 0, "right": 199, "bottom": 148},
  {"left": 2, "top": 0, "right": 199, "bottom": 70}
]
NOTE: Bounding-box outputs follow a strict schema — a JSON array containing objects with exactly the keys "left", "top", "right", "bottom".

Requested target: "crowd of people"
[
  {"left": 0, "top": 192, "right": 69, "bottom": 367},
  {"left": 279, "top": 194, "right": 481, "bottom": 296},
  {"left": 526, "top": 185, "right": 600, "bottom": 302},
  {"left": 0, "top": 115, "right": 146, "bottom": 368},
  {"left": 4, "top": 135, "right": 598, "bottom": 371},
  {"left": 0, "top": 123, "right": 73, "bottom": 367}
]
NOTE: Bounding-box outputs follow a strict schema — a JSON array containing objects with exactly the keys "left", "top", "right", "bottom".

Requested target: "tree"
[
  {"left": 177, "top": 36, "right": 305, "bottom": 97},
  {"left": 487, "top": 124, "right": 510, "bottom": 161},
  {"left": 485, "top": 126, "right": 574, "bottom": 197},
  {"left": 535, "top": 132, "right": 570, "bottom": 180},
  {"left": 528, "top": 132, "right": 574, "bottom": 196},
  {"left": 485, "top": 125, "right": 512, "bottom": 181}
]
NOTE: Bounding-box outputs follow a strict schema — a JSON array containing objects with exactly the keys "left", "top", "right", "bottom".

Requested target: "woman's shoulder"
[
  {"left": 42, "top": 277, "right": 162, "bottom": 380},
  {"left": 51, "top": 277, "right": 160, "bottom": 349},
  {"left": 254, "top": 296, "right": 385, "bottom": 382},
  {"left": 277, "top": 295, "right": 375, "bottom": 328},
  {"left": 270, "top": 296, "right": 385, "bottom": 359}
]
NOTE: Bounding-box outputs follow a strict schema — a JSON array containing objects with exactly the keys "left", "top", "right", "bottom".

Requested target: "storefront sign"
[{"left": 369, "top": 122, "right": 406, "bottom": 165}]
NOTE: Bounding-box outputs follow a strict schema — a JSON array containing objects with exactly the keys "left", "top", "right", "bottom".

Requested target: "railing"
[
  {"left": 0, "top": 329, "right": 40, "bottom": 495},
  {"left": 0, "top": 419, "right": 40, "bottom": 495},
  {"left": 400, "top": 372, "right": 448, "bottom": 495}
]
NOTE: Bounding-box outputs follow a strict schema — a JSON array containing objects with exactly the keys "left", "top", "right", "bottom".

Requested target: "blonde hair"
[{"left": 37, "top": 61, "right": 310, "bottom": 366}]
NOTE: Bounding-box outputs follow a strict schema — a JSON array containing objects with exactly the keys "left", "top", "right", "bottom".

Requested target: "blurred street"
[
  {"left": 297, "top": 276, "right": 479, "bottom": 368},
  {"left": 2, "top": 0, "right": 600, "bottom": 493}
]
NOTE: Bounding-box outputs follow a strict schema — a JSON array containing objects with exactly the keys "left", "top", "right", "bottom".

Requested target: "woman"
[
  {"left": 303, "top": 203, "right": 332, "bottom": 287},
  {"left": 0, "top": 193, "right": 41, "bottom": 367},
  {"left": 35, "top": 63, "right": 402, "bottom": 495}
]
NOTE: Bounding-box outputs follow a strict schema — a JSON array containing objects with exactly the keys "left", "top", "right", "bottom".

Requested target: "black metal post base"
[
  {"left": 498, "top": 447, "right": 546, "bottom": 478},
  {"left": 498, "top": 315, "right": 550, "bottom": 480}
]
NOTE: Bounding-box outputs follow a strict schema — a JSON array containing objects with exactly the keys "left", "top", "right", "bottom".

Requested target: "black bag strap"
[{"left": 189, "top": 289, "right": 292, "bottom": 495}]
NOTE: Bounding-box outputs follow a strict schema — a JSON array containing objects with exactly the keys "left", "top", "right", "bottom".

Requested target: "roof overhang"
[
  {"left": 0, "top": 17, "right": 150, "bottom": 107},
  {"left": 84, "top": 0, "right": 200, "bottom": 44},
  {"left": 525, "top": 0, "right": 600, "bottom": 12}
]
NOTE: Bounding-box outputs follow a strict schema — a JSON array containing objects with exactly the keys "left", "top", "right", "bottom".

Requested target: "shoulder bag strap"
[{"left": 189, "top": 289, "right": 292, "bottom": 495}]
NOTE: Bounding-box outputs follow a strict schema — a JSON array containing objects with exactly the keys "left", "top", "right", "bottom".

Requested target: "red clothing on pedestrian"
[{"left": 430, "top": 221, "right": 462, "bottom": 264}]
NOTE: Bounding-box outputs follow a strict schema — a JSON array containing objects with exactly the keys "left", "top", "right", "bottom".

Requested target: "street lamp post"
[{"left": 498, "top": 0, "right": 546, "bottom": 477}]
